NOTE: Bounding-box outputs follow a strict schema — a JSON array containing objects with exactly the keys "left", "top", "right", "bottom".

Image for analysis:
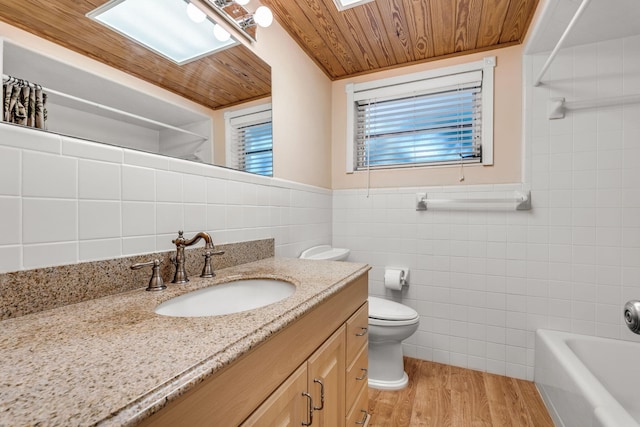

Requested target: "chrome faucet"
[{"left": 171, "top": 231, "right": 224, "bottom": 283}]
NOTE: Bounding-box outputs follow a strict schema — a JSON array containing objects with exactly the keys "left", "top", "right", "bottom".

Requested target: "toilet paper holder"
[
  {"left": 384, "top": 268, "right": 408, "bottom": 289},
  {"left": 396, "top": 270, "right": 407, "bottom": 286}
]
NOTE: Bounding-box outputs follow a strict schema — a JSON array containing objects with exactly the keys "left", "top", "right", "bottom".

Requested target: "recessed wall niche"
[{"left": 1, "top": 40, "right": 213, "bottom": 163}]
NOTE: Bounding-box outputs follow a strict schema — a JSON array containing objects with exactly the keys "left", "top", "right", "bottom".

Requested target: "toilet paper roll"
[{"left": 384, "top": 269, "right": 404, "bottom": 290}]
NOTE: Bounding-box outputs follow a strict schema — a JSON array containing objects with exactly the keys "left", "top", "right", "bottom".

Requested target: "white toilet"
[
  {"left": 299, "top": 246, "right": 419, "bottom": 390},
  {"left": 367, "top": 296, "right": 419, "bottom": 390}
]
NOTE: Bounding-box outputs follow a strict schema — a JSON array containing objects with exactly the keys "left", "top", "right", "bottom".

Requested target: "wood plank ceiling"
[
  {"left": 0, "top": 0, "right": 272, "bottom": 110},
  {"left": 261, "top": 0, "right": 539, "bottom": 79},
  {"left": 0, "top": 0, "right": 539, "bottom": 109}
]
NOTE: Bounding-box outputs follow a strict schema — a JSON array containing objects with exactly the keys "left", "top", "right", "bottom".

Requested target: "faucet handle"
[
  {"left": 131, "top": 259, "right": 166, "bottom": 291},
  {"left": 201, "top": 250, "right": 225, "bottom": 278},
  {"left": 172, "top": 230, "right": 185, "bottom": 246}
]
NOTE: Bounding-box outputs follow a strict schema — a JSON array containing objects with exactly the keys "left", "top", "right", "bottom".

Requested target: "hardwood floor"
[{"left": 367, "top": 357, "right": 554, "bottom": 427}]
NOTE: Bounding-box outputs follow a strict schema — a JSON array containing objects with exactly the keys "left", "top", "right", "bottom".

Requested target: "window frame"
[
  {"left": 345, "top": 56, "right": 495, "bottom": 173},
  {"left": 224, "top": 103, "right": 273, "bottom": 176}
]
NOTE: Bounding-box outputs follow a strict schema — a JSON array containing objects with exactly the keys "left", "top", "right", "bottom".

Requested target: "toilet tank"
[{"left": 299, "top": 245, "right": 350, "bottom": 261}]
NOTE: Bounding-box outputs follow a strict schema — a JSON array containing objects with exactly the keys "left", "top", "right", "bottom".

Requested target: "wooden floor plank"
[
  {"left": 503, "top": 377, "right": 535, "bottom": 426},
  {"left": 483, "top": 373, "right": 512, "bottom": 427},
  {"left": 392, "top": 356, "right": 420, "bottom": 426},
  {"left": 450, "top": 365, "right": 472, "bottom": 427},
  {"left": 468, "top": 370, "right": 493, "bottom": 426},
  {"left": 411, "top": 360, "right": 451, "bottom": 427},
  {"left": 517, "top": 379, "right": 554, "bottom": 427},
  {"left": 368, "top": 357, "right": 553, "bottom": 427}
]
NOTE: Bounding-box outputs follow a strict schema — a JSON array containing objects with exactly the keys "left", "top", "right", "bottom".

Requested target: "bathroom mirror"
[{"left": 0, "top": 0, "right": 272, "bottom": 173}]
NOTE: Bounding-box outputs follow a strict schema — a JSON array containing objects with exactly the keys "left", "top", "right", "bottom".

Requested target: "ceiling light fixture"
[
  {"left": 253, "top": 6, "right": 273, "bottom": 27},
  {"left": 213, "top": 23, "right": 232, "bottom": 41},
  {"left": 209, "top": 0, "right": 274, "bottom": 34},
  {"left": 88, "top": 0, "right": 238, "bottom": 65},
  {"left": 186, "top": 2, "right": 207, "bottom": 23}
]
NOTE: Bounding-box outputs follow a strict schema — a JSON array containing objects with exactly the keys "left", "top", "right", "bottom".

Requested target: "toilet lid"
[{"left": 368, "top": 296, "right": 419, "bottom": 321}]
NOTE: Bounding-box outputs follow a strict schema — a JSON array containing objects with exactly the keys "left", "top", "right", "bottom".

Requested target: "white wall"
[
  {"left": 0, "top": 124, "right": 332, "bottom": 273},
  {"left": 333, "top": 34, "right": 640, "bottom": 381},
  {"left": 253, "top": 21, "right": 333, "bottom": 189}
]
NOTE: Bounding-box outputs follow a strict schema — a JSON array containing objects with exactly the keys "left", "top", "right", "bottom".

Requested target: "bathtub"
[{"left": 535, "top": 329, "right": 640, "bottom": 427}]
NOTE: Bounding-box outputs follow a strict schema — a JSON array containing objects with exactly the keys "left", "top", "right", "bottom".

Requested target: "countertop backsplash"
[{"left": 0, "top": 238, "right": 274, "bottom": 320}]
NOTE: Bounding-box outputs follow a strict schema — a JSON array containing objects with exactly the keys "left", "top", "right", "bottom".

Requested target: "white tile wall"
[
  {"left": 22, "top": 151, "right": 77, "bottom": 198},
  {"left": 78, "top": 201, "right": 121, "bottom": 240},
  {"left": 22, "top": 199, "right": 77, "bottom": 244},
  {"left": 0, "top": 125, "right": 332, "bottom": 271},
  {"left": 122, "top": 165, "right": 155, "bottom": 202},
  {"left": 0, "top": 146, "right": 21, "bottom": 196},
  {"left": 156, "top": 171, "right": 182, "bottom": 203},
  {"left": 333, "top": 34, "right": 640, "bottom": 381},
  {"left": 23, "top": 242, "right": 77, "bottom": 269},
  {"left": 78, "top": 160, "right": 121, "bottom": 200},
  {"left": 0, "top": 197, "right": 20, "bottom": 245}
]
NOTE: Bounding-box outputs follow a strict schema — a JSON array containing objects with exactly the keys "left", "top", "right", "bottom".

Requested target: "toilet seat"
[
  {"left": 368, "top": 296, "right": 419, "bottom": 326},
  {"left": 368, "top": 317, "right": 419, "bottom": 327}
]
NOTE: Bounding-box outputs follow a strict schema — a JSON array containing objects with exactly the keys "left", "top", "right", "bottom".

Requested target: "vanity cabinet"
[
  {"left": 243, "top": 303, "right": 371, "bottom": 427},
  {"left": 242, "top": 326, "right": 346, "bottom": 426},
  {"left": 138, "top": 272, "right": 368, "bottom": 427}
]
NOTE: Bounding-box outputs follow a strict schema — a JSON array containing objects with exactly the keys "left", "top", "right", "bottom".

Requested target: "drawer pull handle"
[
  {"left": 356, "top": 368, "right": 368, "bottom": 381},
  {"left": 313, "top": 378, "right": 325, "bottom": 411},
  {"left": 302, "top": 392, "right": 314, "bottom": 426},
  {"left": 356, "top": 409, "right": 369, "bottom": 425},
  {"left": 355, "top": 327, "right": 368, "bottom": 337}
]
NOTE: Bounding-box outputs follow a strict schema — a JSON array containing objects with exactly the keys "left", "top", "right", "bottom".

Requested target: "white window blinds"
[
  {"left": 354, "top": 71, "right": 483, "bottom": 170},
  {"left": 227, "top": 107, "right": 273, "bottom": 177}
]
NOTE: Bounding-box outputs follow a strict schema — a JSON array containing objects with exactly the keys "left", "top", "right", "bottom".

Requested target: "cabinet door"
[
  {"left": 242, "top": 364, "right": 310, "bottom": 427},
  {"left": 308, "top": 325, "right": 346, "bottom": 427}
]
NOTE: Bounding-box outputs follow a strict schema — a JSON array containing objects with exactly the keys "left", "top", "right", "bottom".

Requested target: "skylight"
[
  {"left": 88, "top": 0, "right": 237, "bottom": 65},
  {"left": 332, "top": 0, "right": 375, "bottom": 12}
]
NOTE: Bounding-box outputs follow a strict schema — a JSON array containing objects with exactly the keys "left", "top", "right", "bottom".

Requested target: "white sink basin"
[{"left": 155, "top": 279, "right": 296, "bottom": 317}]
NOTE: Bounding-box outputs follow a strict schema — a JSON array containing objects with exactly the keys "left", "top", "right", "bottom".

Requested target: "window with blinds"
[
  {"left": 226, "top": 105, "right": 273, "bottom": 177},
  {"left": 346, "top": 58, "right": 495, "bottom": 173},
  {"left": 355, "top": 83, "right": 482, "bottom": 169}
]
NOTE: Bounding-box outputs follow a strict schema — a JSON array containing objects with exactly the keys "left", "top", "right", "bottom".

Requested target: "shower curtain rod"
[
  {"left": 533, "top": 0, "right": 593, "bottom": 87},
  {"left": 548, "top": 93, "right": 640, "bottom": 119},
  {"left": 2, "top": 74, "right": 207, "bottom": 140}
]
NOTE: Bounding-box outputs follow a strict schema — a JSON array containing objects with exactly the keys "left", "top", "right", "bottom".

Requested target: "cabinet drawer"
[
  {"left": 346, "top": 302, "right": 368, "bottom": 363},
  {"left": 346, "top": 344, "right": 368, "bottom": 411},
  {"left": 345, "top": 381, "right": 369, "bottom": 426}
]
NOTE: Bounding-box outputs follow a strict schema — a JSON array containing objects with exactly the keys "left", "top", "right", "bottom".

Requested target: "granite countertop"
[{"left": 0, "top": 257, "right": 369, "bottom": 426}]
